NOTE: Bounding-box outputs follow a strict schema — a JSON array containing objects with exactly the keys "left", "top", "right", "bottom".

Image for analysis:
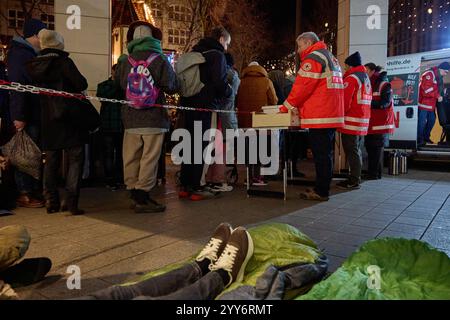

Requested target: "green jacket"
[
  {"left": 97, "top": 78, "right": 123, "bottom": 133},
  {"left": 116, "top": 37, "right": 179, "bottom": 131}
]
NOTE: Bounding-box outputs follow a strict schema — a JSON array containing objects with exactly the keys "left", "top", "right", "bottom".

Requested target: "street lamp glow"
[{"left": 428, "top": 8, "right": 433, "bottom": 14}]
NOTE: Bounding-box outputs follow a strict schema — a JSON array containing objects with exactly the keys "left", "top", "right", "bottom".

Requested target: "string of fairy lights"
[
  {"left": 133, "top": 0, "right": 156, "bottom": 25},
  {"left": 393, "top": 0, "right": 450, "bottom": 32},
  {"left": 263, "top": 53, "right": 297, "bottom": 77}
]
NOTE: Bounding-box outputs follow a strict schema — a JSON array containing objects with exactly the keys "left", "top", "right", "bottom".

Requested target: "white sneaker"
[{"left": 210, "top": 183, "right": 234, "bottom": 192}]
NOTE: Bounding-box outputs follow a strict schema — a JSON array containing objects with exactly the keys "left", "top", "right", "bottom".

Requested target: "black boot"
[
  {"left": 66, "top": 193, "right": 85, "bottom": 216},
  {"left": 44, "top": 191, "right": 60, "bottom": 214},
  {"left": 134, "top": 190, "right": 166, "bottom": 214},
  {"left": 0, "top": 258, "right": 52, "bottom": 288},
  {"left": 129, "top": 189, "right": 138, "bottom": 209}
]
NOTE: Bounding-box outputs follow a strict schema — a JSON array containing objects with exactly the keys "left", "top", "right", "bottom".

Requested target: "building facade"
[
  {"left": 389, "top": 0, "right": 450, "bottom": 56},
  {"left": 111, "top": 0, "right": 202, "bottom": 64},
  {"left": 149, "top": 0, "right": 202, "bottom": 53},
  {"left": 0, "top": 0, "right": 55, "bottom": 49}
]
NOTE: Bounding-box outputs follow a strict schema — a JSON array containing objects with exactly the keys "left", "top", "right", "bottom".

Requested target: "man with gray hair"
[{"left": 280, "top": 32, "right": 345, "bottom": 201}]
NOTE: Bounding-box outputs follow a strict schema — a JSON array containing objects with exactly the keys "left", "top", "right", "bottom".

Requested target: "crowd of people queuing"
[
  {"left": 3, "top": 14, "right": 450, "bottom": 302},
  {"left": 0, "top": 18, "right": 404, "bottom": 215}
]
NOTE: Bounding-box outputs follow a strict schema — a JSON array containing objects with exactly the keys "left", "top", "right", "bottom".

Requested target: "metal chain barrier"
[{"left": 0, "top": 79, "right": 248, "bottom": 115}]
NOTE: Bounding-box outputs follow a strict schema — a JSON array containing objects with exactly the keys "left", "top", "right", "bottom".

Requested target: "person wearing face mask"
[
  {"left": 7, "top": 19, "right": 47, "bottom": 209},
  {"left": 280, "top": 32, "right": 345, "bottom": 201},
  {"left": 417, "top": 62, "right": 450, "bottom": 146}
]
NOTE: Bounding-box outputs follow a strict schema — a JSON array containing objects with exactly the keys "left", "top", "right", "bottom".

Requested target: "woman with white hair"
[{"left": 27, "top": 30, "right": 90, "bottom": 215}]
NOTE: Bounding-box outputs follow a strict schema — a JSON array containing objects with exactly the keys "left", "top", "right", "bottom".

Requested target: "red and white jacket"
[
  {"left": 338, "top": 65, "right": 372, "bottom": 136},
  {"left": 281, "top": 41, "right": 345, "bottom": 129},
  {"left": 368, "top": 72, "right": 396, "bottom": 135},
  {"left": 419, "top": 67, "right": 440, "bottom": 112}
]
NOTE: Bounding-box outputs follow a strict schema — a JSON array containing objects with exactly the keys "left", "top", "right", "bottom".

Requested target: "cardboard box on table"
[{"left": 252, "top": 106, "right": 300, "bottom": 128}]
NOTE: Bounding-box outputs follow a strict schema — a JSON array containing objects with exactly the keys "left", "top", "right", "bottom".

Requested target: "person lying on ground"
[
  {"left": 78, "top": 223, "right": 254, "bottom": 300},
  {"left": 0, "top": 225, "right": 52, "bottom": 299}
]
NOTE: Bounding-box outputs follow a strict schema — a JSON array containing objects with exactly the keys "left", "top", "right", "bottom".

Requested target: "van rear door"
[{"left": 386, "top": 54, "right": 422, "bottom": 150}]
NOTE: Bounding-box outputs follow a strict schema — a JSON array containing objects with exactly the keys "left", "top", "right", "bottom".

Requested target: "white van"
[{"left": 387, "top": 49, "right": 450, "bottom": 159}]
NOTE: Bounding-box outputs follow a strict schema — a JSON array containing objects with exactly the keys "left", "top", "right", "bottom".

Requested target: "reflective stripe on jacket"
[
  {"left": 283, "top": 41, "right": 345, "bottom": 129},
  {"left": 338, "top": 65, "right": 372, "bottom": 136}
]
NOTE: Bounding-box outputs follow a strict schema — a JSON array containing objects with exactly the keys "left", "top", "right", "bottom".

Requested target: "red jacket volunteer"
[
  {"left": 419, "top": 67, "right": 441, "bottom": 112},
  {"left": 368, "top": 71, "right": 395, "bottom": 135},
  {"left": 281, "top": 41, "right": 345, "bottom": 129},
  {"left": 339, "top": 65, "right": 372, "bottom": 135}
]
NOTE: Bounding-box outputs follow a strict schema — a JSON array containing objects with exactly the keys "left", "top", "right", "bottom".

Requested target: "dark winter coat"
[
  {"left": 6, "top": 37, "right": 41, "bottom": 125},
  {"left": 370, "top": 71, "right": 393, "bottom": 109},
  {"left": 0, "top": 61, "right": 14, "bottom": 146},
  {"left": 26, "top": 48, "right": 89, "bottom": 151},
  {"left": 115, "top": 36, "right": 179, "bottom": 131},
  {"left": 97, "top": 78, "right": 123, "bottom": 133},
  {"left": 180, "top": 37, "right": 232, "bottom": 110}
]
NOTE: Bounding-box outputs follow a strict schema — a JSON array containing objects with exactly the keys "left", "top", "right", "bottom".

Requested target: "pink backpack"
[{"left": 126, "top": 53, "right": 160, "bottom": 109}]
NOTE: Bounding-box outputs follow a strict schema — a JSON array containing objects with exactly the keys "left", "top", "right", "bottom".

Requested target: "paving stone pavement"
[{"left": 2, "top": 164, "right": 450, "bottom": 300}]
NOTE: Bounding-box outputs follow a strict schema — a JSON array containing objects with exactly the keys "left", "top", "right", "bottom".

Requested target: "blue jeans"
[
  {"left": 14, "top": 125, "right": 41, "bottom": 194},
  {"left": 418, "top": 109, "right": 436, "bottom": 145},
  {"left": 78, "top": 263, "right": 225, "bottom": 300},
  {"left": 309, "top": 129, "right": 336, "bottom": 197}
]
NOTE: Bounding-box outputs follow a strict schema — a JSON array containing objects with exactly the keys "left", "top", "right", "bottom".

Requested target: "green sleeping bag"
[
  {"left": 125, "top": 223, "right": 324, "bottom": 296},
  {"left": 299, "top": 238, "right": 450, "bottom": 300}
]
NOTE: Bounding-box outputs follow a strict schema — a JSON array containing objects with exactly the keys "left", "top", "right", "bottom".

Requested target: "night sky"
[
  {"left": 260, "top": 0, "right": 297, "bottom": 60},
  {"left": 261, "top": 0, "right": 339, "bottom": 60},
  {"left": 266, "top": 0, "right": 297, "bottom": 40}
]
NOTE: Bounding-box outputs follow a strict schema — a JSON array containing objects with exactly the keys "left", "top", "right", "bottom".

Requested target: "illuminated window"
[
  {"left": 151, "top": 2, "right": 162, "bottom": 18},
  {"left": 168, "top": 28, "right": 188, "bottom": 46},
  {"left": 168, "top": 5, "right": 192, "bottom": 22},
  {"left": 8, "top": 10, "right": 24, "bottom": 29},
  {"left": 41, "top": 14, "right": 55, "bottom": 30}
]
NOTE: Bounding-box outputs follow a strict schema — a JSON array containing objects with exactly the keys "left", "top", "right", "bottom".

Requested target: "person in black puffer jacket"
[{"left": 27, "top": 30, "right": 90, "bottom": 215}]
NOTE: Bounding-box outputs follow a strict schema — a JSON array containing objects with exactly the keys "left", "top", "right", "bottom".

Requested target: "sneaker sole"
[
  {"left": 178, "top": 191, "right": 191, "bottom": 199},
  {"left": 190, "top": 194, "right": 221, "bottom": 201},
  {"left": 17, "top": 203, "right": 45, "bottom": 209},
  {"left": 135, "top": 207, "right": 166, "bottom": 214},
  {"left": 210, "top": 187, "right": 234, "bottom": 192},
  {"left": 336, "top": 185, "right": 361, "bottom": 191},
  {"left": 235, "top": 230, "right": 254, "bottom": 284},
  {"left": 299, "top": 194, "right": 329, "bottom": 202}
]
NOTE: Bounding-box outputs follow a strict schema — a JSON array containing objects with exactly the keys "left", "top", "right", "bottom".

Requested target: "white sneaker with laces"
[{"left": 195, "top": 223, "right": 233, "bottom": 263}]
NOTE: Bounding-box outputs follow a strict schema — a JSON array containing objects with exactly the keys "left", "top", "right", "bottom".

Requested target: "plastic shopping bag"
[{"left": 1, "top": 131, "right": 42, "bottom": 180}]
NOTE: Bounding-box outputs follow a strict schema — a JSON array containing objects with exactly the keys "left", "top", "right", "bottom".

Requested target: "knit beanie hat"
[
  {"left": 38, "top": 29, "right": 65, "bottom": 51},
  {"left": 438, "top": 62, "right": 450, "bottom": 71},
  {"left": 345, "top": 52, "right": 362, "bottom": 67},
  {"left": 23, "top": 19, "right": 47, "bottom": 38}
]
